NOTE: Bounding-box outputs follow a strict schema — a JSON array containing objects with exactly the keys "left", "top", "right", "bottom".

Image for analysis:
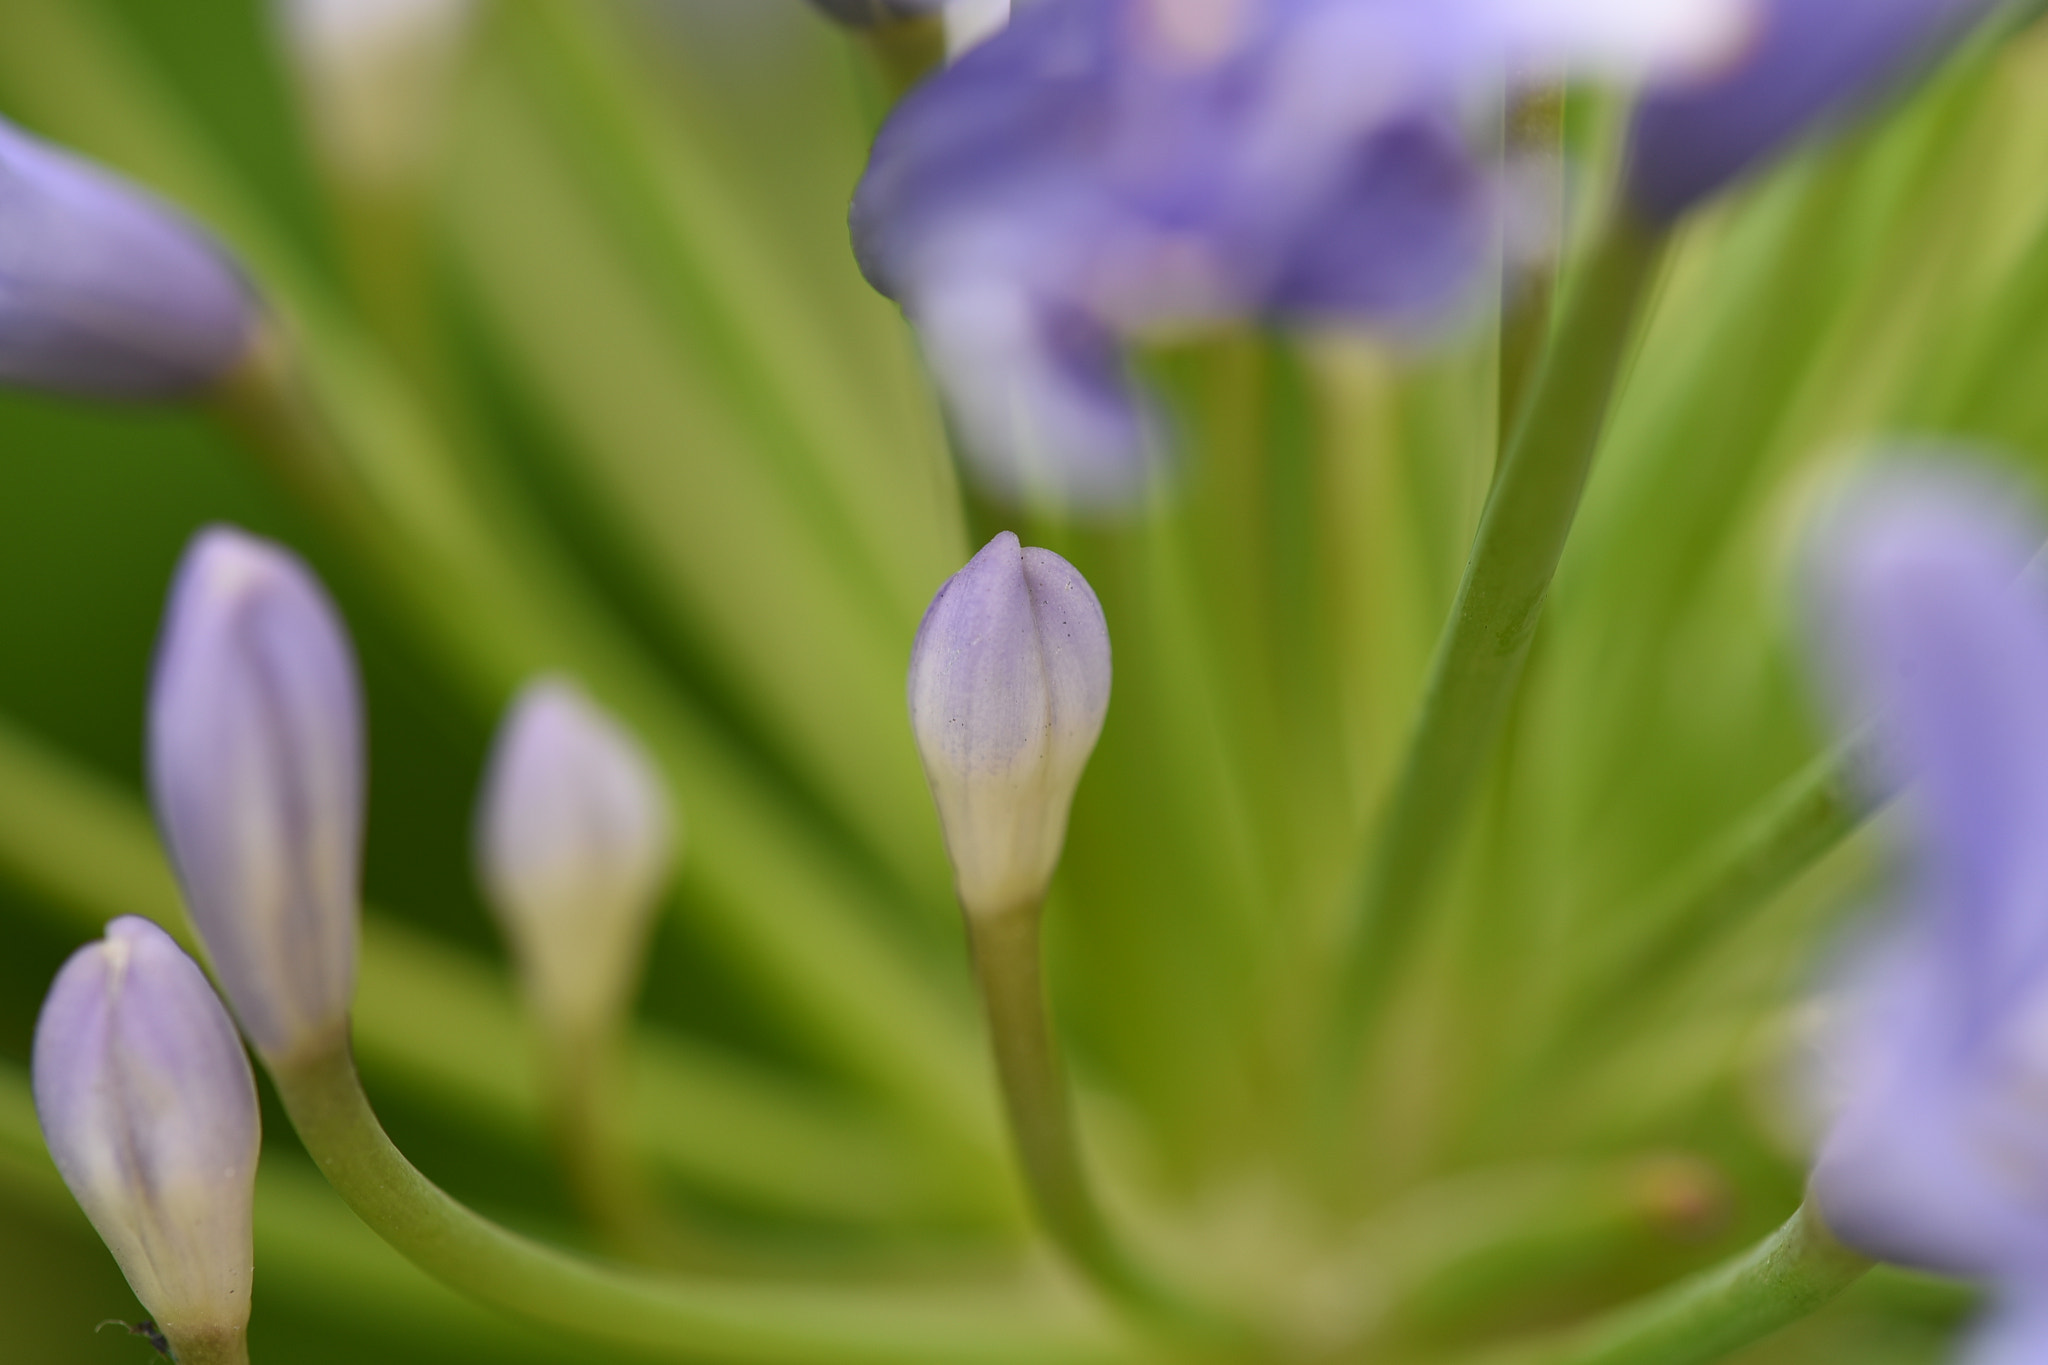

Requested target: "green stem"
[
  {"left": 965, "top": 908, "right": 1232, "bottom": 1348},
  {"left": 861, "top": 15, "right": 947, "bottom": 96},
  {"left": 1479, "top": 1206, "right": 1871, "bottom": 1365},
  {"left": 1329, "top": 212, "right": 1668, "bottom": 1076},
  {"left": 538, "top": 1019, "right": 707, "bottom": 1267},
  {"left": 268, "top": 1027, "right": 1129, "bottom": 1365},
  {"left": 167, "top": 1327, "right": 249, "bottom": 1365},
  {"left": 1498, "top": 87, "right": 1566, "bottom": 460}
]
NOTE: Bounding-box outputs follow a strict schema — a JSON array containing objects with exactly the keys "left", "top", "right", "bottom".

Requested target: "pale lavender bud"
[
  {"left": 475, "top": 679, "right": 676, "bottom": 1035},
  {"left": 0, "top": 116, "right": 256, "bottom": 398},
  {"left": 149, "top": 526, "right": 364, "bottom": 1063},
  {"left": 1625, "top": 0, "right": 2001, "bottom": 223},
  {"left": 33, "top": 917, "right": 259, "bottom": 1358},
  {"left": 908, "top": 532, "right": 1110, "bottom": 918},
  {"left": 277, "top": 0, "right": 477, "bottom": 189}
]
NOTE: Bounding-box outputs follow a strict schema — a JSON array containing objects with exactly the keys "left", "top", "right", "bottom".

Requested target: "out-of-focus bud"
[
  {"left": 0, "top": 116, "right": 256, "bottom": 399},
  {"left": 149, "top": 526, "right": 364, "bottom": 1064},
  {"left": 277, "top": 0, "right": 477, "bottom": 191},
  {"left": 34, "top": 917, "right": 260, "bottom": 1364},
  {"left": 475, "top": 679, "right": 676, "bottom": 1036},
  {"left": 806, "top": 0, "right": 944, "bottom": 28},
  {"left": 1624, "top": 0, "right": 2000, "bottom": 223},
  {"left": 908, "top": 532, "right": 1110, "bottom": 919}
]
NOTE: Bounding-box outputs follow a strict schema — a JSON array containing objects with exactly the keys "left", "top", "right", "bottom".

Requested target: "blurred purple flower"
[
  {"left": 34, "top": 917, "right": 259, "bottom": 1355},
  {"left": 909, "top": 531, "right": 1111, "bottom": 917},
  {"left": 1802, "top": 464, "right": 2048, "bottom": 1359},
  {"left": 149, "top": 526, "right": 365, "bottom": 1064},
  {"left": 854, "top": 0, "right": 1742, "bottom": 504},
  {"left": 0, "top": 115, "right": 256, "bottom": 398},
  {"left": 1625, "top": 0, "right": 2003, "bottom": 223}
]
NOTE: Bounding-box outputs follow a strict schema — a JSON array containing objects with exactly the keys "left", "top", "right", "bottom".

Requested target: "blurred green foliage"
[{"left": 0, "top": 0, "right": 2046, "bottom": 1361}]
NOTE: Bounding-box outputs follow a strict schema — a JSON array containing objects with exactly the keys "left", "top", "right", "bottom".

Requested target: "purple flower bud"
[
  {"left": 854, "top": 0, "right": 1741, "bottom": 504},
  {"left": 0, "top": 116, "right": 256, "bottom": 398},
  {"left": 1624, "top": 0, "right": 2001, "bottom": 223},
  {"left": 908, "top": 533, "right": 1110, "bottom": 917},
  {"left": 475, "top": 679, "right": 676, "bottom": 1034},
  {"left": 33, "top": 917, "right": 259, "bottom": 1357},
  {"left": 1800, "top": 464, "right": 2048, "bottom": 1284},
  {"left": 149, "top": 526, "right": 365, "bottom": 1063}
]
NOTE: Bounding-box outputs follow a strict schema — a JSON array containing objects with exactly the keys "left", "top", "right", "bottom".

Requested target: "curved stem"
[
  {"left": 268, "top": 1026, "right": 1129, "bottom": 1365},
  {"left": 1328, "top": 212, "right": 1669, "bottom": 1088},
  {"left": 1477, "top": 1205, "right": 1871, "bottom": 1365},
  {"left": 966, "top": 908, "right": 1242, "bottom": 1351}
]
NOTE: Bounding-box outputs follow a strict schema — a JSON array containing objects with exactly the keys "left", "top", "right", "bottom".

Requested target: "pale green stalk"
[
  {"left": 965, "top": 906, "right": 1244, "bottom": 1352},
  {"left": 1472, "top": 1206, "right": 1871, "bottom": 1365},
  {"left": 268, "top": 1028, "right": 1130, "bottom": 1365},
  {"left": 1498, "top": 88, "right": 1566, "bottom": 457},
  {"left": 1330, "top": 213, "right": 1669, "bottom": 1068}
]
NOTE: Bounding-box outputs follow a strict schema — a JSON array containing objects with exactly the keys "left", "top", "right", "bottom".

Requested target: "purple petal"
[
  {"left": 148, "top": 527, "right": 364, "bottom": 1061},
  {"left": 1966, "top": 1291, "right": 2048, "bottom": 1365},
  {"left": 33, "top": 917, "right": 258, "bottom": 1339},
  {"left": 0, "top": 117, "right": 255, "bottom": 398},
  {"left": 1625, "top": 0, "right": 2001, "bottom": 223},
  {"left": 1804, "top": 462, "right": 2048, "bottom": 1274}
]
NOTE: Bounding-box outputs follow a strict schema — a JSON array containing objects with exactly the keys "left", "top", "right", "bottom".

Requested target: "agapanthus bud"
[
  {"left": 277, "top": 0, "right": 477, "bottom": 189},
  {"left": 149, "top": 526, "right": 364, "bottom": 1064},
  {"left": 34, "top": 917, "right": 259, "bottom": 1361},
  {"left": 908, "top": 533, "right": 1111, "bottom": 919},
  {"left": 1625, "top": 0, "right": 2000, "bottom": 223},
  {"left": 0, "top": 116, "right": 256, "bottom": 398},
  {"left": 475, "top": 679, "right": 676, "bottom": 1035}
]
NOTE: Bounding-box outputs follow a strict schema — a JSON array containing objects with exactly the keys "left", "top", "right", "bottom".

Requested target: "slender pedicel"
[
  {"left": 0, "top": 115, "right": 256, "bottom": 398},
  {"left": 148, "top": 526, "right": 365, "bottom": 1068},
  {"left": 34, "top": 917, "right": 260, "bottom": 1365},
  {"left": 476, "top": 677, "right": 680, "bottom": 1256}
]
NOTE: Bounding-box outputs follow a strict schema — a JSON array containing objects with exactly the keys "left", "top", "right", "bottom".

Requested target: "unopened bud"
[
  {"left": 0, "top": 116, "right": 256, "bottom": 398},
  {"left": 34, "top": 917, "right": 259, "bottom": 1361},
  {"left": 476, "top": 679, "right": 676, "bottom": 1036},
  {"left": 908, "top": 532, "right": 1111, "bottom": 919},
  {"left": 149, "top": 527, "right": 364, "bottom": 1064},
  {"left": 277, "top": 0, "right": 477, "bottom": 190}
]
